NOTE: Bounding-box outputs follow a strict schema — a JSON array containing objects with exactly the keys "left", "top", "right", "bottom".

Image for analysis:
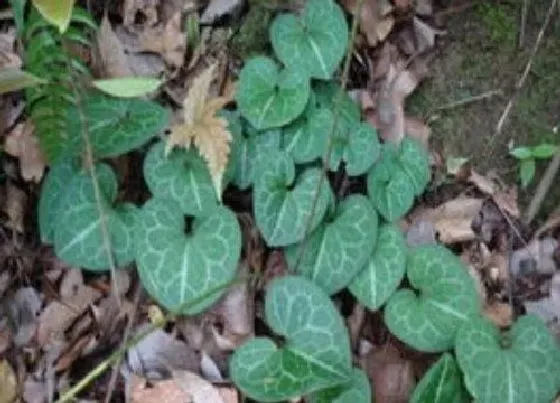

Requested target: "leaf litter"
[{"left": 2, "top": 0, "right": 560, "bottom": 401}]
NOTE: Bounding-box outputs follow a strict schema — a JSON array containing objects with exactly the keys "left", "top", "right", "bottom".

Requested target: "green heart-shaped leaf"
[
  {"left": 254, "top": 152, "right": 332, "bottom": 247},
  {"left": 314, "top": 82, "right": 361, "bottom": 129},
  {"left": 236, "top": 56, "right": 310, "bottom": 130},
  {"left": 384, "top": 244, "right": 481, "bottom": 352},
  {"left": 349, "top": 224, "right": 407, "bottom": 310},
  {"left": 135, "top": 198, "right": 241, "bottom": 314},
  {"left": 285, "top": 195, "right": 378, "bottom": 295},
  {"left": 456, "top": 314, "right": 560, "bottom": 403},
  {"left": 229, "top": 275, "right": 352, "bottom": 402},
  {"left": 410, "top": 353, "right": 469, "bottom": 403},
  {"left": 399, "top": 137, "right": 431, "bottom": 195},
  {"left": 368, "top": 144, "right": 415, "bottom": 222},
  {"left": 53, "top": 164, "right": 138, "bottom": 271},
  {"left": 310, "top": 368, "right": 371, "bottom": 403},
  {"left": 143, "top": 141, "right": 218, "bottom": 217},
  {"left": 270, "top": 0, "right": 348, "bottom": 80},
  {"left": 283, "top": 105, "right": 331, "bottom": 164},
  {"left": 336, "top": 123, "right": 381, "bottom": 176},
  {"left": 60, "top": 91, "right": 169, "bottom": 162},
  {"left": 39, "top": 159, "right": 76, "bottom": 243},
  {"left": 224, "top": 111, "right": 282, "bottom": 190}
]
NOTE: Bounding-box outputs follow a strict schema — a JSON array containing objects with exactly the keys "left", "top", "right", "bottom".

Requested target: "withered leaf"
[{"left": 166, "top": 63, "right": 232, "bottom": 198}]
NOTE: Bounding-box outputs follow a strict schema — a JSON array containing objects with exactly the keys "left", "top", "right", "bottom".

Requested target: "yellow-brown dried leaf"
[{"left": 166, "top": 63, "right": 232, "bottom": 199}]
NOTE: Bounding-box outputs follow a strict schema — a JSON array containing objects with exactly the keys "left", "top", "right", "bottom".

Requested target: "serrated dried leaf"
[{"left": 166, "top": 63, "right": 232, "bottom": 198}]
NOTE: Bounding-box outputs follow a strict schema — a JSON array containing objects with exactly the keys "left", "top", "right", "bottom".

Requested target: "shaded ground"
[{"left": 409, "top": 0, "right": 560, "bottom": 216}]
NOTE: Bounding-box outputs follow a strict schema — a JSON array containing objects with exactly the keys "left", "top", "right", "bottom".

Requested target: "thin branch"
[
  {"left": 494, "top": 0, "right": 557, "bottom": 137},
  {"left": 525, "top": 150, "right": 560, "bottom": 223},
  {"left": 430, "top": 89, "right": 503, "bottom": 113},
  {"left": 104, "top": 281, "right": 143, "bottom": 403},
  {"left": 293, "top": 0, "right": 365, "bottom": 271},
  {"left": 69, "top": 73, "right": 122, "bottom": 303}
]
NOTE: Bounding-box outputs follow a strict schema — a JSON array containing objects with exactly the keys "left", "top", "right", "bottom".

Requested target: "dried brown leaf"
[
  {"left": 122, "top": 326, "right": 200, "bottom": 381},
  {"left": 211, "top": 265, "right": 253, "bottom": 348},
  {"left": 0, "top": 30, "right": 21, "bottom": 69},
  {"left": 483, "top": 302, "right": 512, "bottom": 328},
  {"left": 2, "top": 287, "right": 42, "bottom": 346},
  {"left": 363, "top": 344, "right": 416, "bottom": 403},
  {"left": 341, "top": 0, "right": 394, "bottom": 47},
  {"left": 4, "top": 121, "right": 46, "bottom": 182},
  {"left": 139, "top": 12, "right": 186, "bottom": 69},
  {"left": 123, "top": 0, "right": 159, "bottom": 27},
  {"left": 167, "top": 63, "right": 232, "bottom": 198},
  {"left": 408, "top": 198, "right": 483, "bottom": 244},
  {"left": 3, "top": 183, "right": 26, "bottom": 232},
  {"left": 510, "top": 237, "right": 557, "bottom": 278},
  {"left": 37, "top": 270, "right": 101, "bottom": 346},
  {"left": 404, "top": 116, "right": 430, "bottom": 148},
  {"left": 415, "top": 0, "right": 433, "bottom": 16},
  {"left": 377, "top": 64, "right": 419, "bottom": 144},
  {"left": 413, "top": 16, "right": 444, "bottom": 53},
  {"left": 0, "top": 360, "right": 16, "bottom": 403},
  {"left": 173, "top": 370, "right": 225, "bottom": 402},
  {"left": 96, "top": 14, "right": 133, "bottom": 78},
  {"left": 524, "top": 273, "right": 560, "bottom": 340}
]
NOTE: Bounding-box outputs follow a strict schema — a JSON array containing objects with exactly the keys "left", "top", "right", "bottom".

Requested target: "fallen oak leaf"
[{"left": 166, "top": 63, "right": 232, "bottom": 199}]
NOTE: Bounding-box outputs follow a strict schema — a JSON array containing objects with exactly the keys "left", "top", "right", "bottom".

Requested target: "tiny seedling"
[{"left": 509, "top": 143, "right": 558, "bottom": 188}]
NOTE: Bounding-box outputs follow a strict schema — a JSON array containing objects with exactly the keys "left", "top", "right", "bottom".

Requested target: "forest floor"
[{"left": 1, "top": 0, "right": 560, "bottom": 402}]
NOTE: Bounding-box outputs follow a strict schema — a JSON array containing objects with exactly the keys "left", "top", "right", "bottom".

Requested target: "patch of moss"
[{"left": 474, "top": 1, "right": 518, "bottom": 50}]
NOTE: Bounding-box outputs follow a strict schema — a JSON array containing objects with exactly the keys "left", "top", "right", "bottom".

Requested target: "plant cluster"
[{"left": 7, "top": 0, "right": 560, "bottom": 402}]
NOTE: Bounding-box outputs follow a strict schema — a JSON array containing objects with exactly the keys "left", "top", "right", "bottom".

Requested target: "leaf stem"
[
  {"left": 293, "top": 0, "right": 365, "bottom": 271},
  {"left": 62, "top": 37, "right": 122, "bottom": 303}
]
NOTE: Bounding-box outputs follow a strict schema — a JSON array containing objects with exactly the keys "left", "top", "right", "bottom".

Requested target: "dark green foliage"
[{"left": 23, "top": 7, "right": 96, "bottom": 162}]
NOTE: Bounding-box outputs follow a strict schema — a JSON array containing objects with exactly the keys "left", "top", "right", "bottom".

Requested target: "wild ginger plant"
[{"left": 7, "top": 0, "right": 560, "bottom": 402}]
